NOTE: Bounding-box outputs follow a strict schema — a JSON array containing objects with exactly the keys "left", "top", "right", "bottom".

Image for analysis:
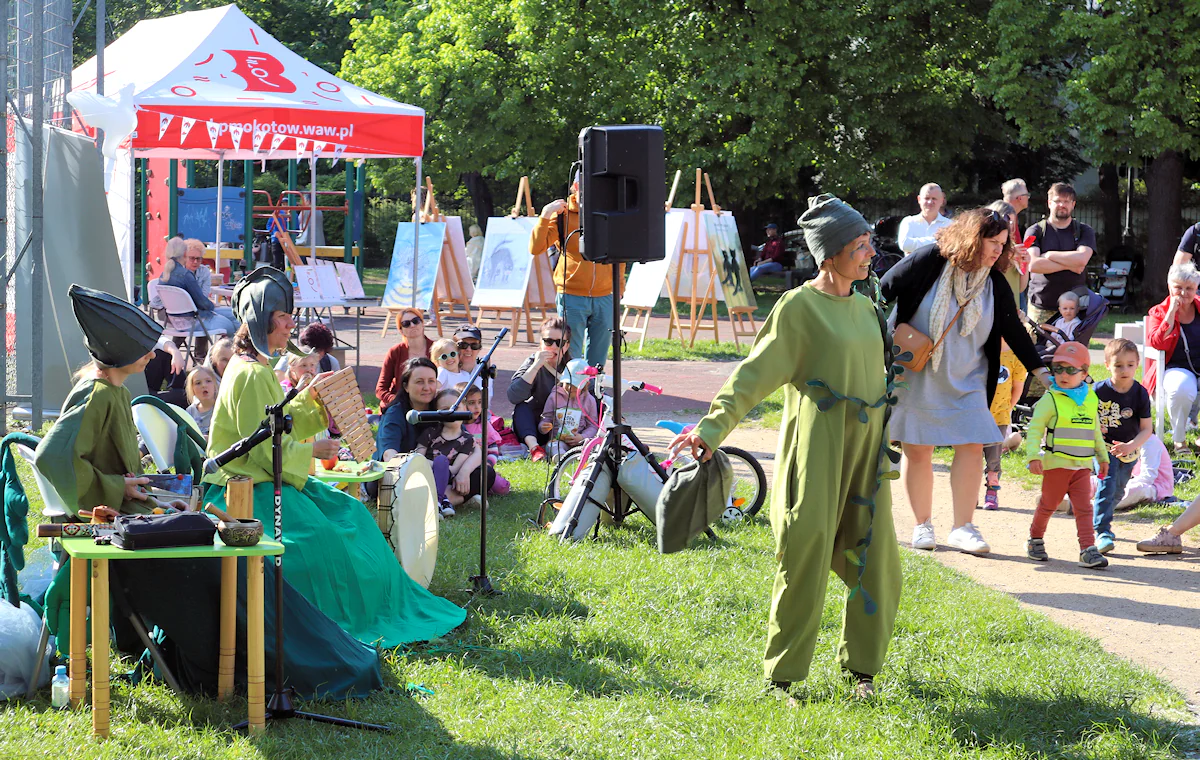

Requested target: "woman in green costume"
[
  {"left": 203, "top": 268, "right": 465, "bottom": 647},
  {"left": 670, "top": 196, "right": 903, "bottom": 699},
  {"left": 34, "top": 285, "right": 178, "bottom": 517}
]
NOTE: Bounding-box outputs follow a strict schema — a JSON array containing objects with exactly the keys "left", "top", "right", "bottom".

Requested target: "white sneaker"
[
  {"left": 911, "top": 521, "right": 936, "bottom": 550},
  {"left": 947, "top": 523, "right": 990, "bottom": 555},
  {"left": 440, "top": 504, "right": 456, "bottom": 518}
]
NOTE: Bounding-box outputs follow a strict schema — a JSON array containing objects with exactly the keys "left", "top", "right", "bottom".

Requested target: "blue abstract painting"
[{"left": 382, "top": 221, "right": 446, "bottom": 311}]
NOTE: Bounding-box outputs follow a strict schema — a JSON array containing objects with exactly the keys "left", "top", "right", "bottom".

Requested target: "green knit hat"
[
  {"left": 68, "top": 284, "right": 163, "bottom": 368},
  {"left": 231, "top": 267, "right": 305, "bottom": 358},
  {"left": 797, "top": 194, "right": 871, "bottom": 266}
]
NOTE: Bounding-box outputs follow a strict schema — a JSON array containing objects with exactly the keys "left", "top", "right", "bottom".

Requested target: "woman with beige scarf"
[{"left": 881, "top": 208, "right": 1049, "bottom": 555}]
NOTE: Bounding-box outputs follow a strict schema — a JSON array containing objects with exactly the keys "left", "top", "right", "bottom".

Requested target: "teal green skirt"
[{"left": 205, "top": 478, "right": 465, "bottom": 648}]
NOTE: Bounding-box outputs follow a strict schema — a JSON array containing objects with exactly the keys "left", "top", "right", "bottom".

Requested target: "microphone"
[
  {"left": 203, "top": 422, "right": 271, "bottom": 474},
  {"left": 406, "top": 409, "right": 473, "bottom": 425}
]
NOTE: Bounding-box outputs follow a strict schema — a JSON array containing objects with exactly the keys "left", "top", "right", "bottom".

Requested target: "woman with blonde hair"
[{"left": 881, "top": 208, "right": 1049, "bottom": 555}]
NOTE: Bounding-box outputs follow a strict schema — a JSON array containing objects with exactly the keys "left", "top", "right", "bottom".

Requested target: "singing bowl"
[{"left": 217, "top": 518, "right": 264, "bottom": 547}]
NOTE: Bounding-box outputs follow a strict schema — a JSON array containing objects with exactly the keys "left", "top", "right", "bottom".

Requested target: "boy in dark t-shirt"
[{"left": 1092, "top": 339, "right": 1153, "bottom": 554}]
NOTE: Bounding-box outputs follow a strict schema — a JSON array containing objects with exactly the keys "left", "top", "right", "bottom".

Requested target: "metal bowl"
[{"left": 217, "top": 518, "right": 263, "bottom": 547}]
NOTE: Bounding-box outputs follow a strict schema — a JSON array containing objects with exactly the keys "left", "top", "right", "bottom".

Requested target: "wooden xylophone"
[{"left": 311, "top": 367, "right": 377, "bottom": 462}]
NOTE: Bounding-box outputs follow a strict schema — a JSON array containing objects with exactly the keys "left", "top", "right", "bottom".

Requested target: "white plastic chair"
[
  {"left": 156, "top": 283, "right": 226, "bottom": 362},
  {"left": 13, "top": 441, "right": 70, "bottom": 521},
  {"left": 1115, "top": 320, "right": 1166, "bottom": 440},
  {"left": 131, "top": 402, "right": 204, "bottom": 473}
]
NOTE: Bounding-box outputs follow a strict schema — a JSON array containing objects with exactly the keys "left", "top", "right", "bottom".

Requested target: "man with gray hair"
[
  {"left": 897, "top": 183, "right": 951, "bottom": 254},
  {"left": 1002, "top": 179, "right": 1031, "bottom": 216}
]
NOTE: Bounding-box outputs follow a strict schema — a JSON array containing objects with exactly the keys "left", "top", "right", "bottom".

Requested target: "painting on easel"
[
  {"left": 705, "top": 214, "right": 756, "bottom": 311},
  {"left": 472, "top": 216, "right": 539, "bottom": 308},
  {"left": 382, "top": 221, "right": 446, "bottom": 312}
]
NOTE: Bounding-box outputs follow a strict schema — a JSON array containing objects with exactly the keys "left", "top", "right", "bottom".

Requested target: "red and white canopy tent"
[{"left": 70, "top": 3, "right": 427, "bottom": 297}]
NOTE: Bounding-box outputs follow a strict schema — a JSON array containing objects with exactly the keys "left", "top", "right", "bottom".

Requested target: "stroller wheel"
[{"left": 720, "top": 506, "right": 745, "bottom": 524}]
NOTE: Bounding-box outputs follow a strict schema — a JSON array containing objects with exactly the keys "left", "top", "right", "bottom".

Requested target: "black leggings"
[
  {"left": 143, "top": 349, "right": 188, "bottom": 407},
  {"left": 512, "top": 401, "right": 550, "bottom": 447}
]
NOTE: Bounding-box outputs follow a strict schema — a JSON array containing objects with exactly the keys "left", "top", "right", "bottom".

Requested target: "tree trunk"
[
  {"left": 1144, "top": 149, "right": 1184, "bottom": 304},
  {"left": 1097, "top": 162, "right": 1121, "bottom": 255},
  {"left": 461, "top": 172, "right": 495, "bottom": 232}
]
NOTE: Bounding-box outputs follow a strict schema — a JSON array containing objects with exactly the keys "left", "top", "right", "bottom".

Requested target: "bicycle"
[{"left": 541, "top": 376, "right": 768, "bottom": 524}]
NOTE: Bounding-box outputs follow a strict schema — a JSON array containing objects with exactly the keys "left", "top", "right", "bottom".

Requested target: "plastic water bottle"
[{"left": 51, "top": 665, "right": 69, "bottom": 709}]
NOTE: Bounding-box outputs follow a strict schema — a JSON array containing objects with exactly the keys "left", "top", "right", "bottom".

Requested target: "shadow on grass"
[{"left": 905, "top": 680, "right": 1190, "bottom": 756}]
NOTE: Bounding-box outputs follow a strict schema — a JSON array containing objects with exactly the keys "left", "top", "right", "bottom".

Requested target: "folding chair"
[{"left": 156, "top": 284, "right": 227, "bottom": 363}]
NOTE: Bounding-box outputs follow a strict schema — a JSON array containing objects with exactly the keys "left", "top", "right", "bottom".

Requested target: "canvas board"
[
  {"left": 705, "top": 213, "right": 756, "bottom": 310},
  {"left": 313, "top": 265, "right": 344, "bottom": 300},
  {"left": 471, "top": 216, "right": 540, "bottom": 308},
  {"left": 438, "top": 216, "right": 474, "bottom": 303},
  {"left": 382, "top": 221, "right": 446, "bottom": 312},
  {"left": 335, "top": 262, "right": 366, "bottom": 299},
  {"left": 622, "top": 210, "right": 687, "bottom": 308}
]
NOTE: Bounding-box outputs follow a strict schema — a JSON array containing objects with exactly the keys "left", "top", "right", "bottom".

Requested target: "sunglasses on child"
[
  {"left": 457, "top": 341, "right": 481, "bottom": 351},
  {"left": 1051, "top": 363, "right": 1084, "bottom": 375},
  {"left": 542, "top": 337, "right": 564, "bottom": 347},
  {"left": 401, "top": 317, "right": 424, "bottom": 328},
  {"left": 439, "top": 350, "right": 458, "bottom": 360}
]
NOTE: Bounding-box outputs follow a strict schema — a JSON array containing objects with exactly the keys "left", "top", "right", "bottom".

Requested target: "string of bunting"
[{"left": 133, "top": 108, "right": 364, "bottom": 161}]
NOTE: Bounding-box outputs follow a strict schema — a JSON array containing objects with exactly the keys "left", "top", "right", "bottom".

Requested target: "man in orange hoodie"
[{"left": 530, "top": 180, "right": 624, "bottom": 369}]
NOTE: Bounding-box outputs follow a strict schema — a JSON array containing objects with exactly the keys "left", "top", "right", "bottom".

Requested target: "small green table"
[{"left": 62, "top": 536, "right": 284, "bottom": 738}]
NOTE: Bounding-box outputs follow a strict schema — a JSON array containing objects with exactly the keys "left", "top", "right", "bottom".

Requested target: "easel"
[
  {"left": 473, "top": 176, "right": 556, "bottom": 345},
  {"left": 381, "top": 177, "right": 473, "bottom": 337}
]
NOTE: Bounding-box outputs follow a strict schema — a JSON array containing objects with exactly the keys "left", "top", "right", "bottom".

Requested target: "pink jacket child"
[{"left": 540, "top": 385, "right": 600, "bottom": 442}]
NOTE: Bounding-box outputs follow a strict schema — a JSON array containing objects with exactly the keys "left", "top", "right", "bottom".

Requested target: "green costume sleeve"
[
  {"left": 205, "top": 359, "right": 323, "bottom": 490},
  {"left": 33, "top": 380, "right": 145, "bottom": 517},
  {"left": 694, "top": 295, "right": 799, "bottom": 451}
]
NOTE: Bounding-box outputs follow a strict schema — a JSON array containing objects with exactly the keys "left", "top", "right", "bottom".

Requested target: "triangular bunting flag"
[
  {"left": 312, "top": 141, "right": 327, "bottom": 156},
  {"left": 252, "top": 129, "right": 267, "bottom": 153},
  {"left": 158, "top": 113, "right": 173, "bottom": 140},
  {"left": 206, "top": 120, "right": 220, "bottom": 148},
  {"left": 179, "top": 117, "right": 196, "bottom": 142},
  {"left": 330, "top": 144, "right": 346, "bottom": 168},
  {"left": 229, "top": 123, "right": 244, "bottom": 151},
  {"left": 295, "top": 138, "right": 309, "bottom": 159},
  {"left": 269, "top": 133, "right": 286, "bottom": 156}
]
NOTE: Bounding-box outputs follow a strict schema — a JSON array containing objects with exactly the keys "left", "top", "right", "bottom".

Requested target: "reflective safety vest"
[{"left": 1047, "top": 389, "right": 1100, "bottom": 463}]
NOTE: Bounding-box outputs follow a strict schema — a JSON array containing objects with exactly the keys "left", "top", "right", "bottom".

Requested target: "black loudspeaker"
[{"left": 577, "top": 125, "right": 665, "bottom": 263}]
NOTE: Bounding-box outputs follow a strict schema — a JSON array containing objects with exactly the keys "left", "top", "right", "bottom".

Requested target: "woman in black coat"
[{"left": 880, "top": 208, "right": 1049, "bottom": 556}]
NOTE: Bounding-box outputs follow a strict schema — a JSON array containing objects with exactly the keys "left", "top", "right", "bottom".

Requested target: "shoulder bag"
[{"left": 893, "top": 303, "right": 966, "bottom": 373}]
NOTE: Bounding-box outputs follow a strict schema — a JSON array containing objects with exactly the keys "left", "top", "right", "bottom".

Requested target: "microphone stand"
[
  {"left": 454, "top": 329, "right": 507, "bottom": 596},
  {"left": 225, "top": 385, "right": 389, "bottom": 733}
]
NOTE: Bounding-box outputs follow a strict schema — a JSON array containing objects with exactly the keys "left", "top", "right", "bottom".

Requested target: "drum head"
[{"left": 385, "top": 454, "right": 439, "bottom": 588}]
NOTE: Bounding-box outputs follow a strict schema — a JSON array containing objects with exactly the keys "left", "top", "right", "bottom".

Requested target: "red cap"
[{"left": 1052, "top": 341, "right": 1090, "bottom": 369}]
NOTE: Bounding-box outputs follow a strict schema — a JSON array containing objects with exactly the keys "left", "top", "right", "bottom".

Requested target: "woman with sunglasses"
[
  {"left": 881, "top": 208, "right": 1049, "bottom": 556},
  {"left": 507, "top": 316, "right": 572, "bottom": 461},
  {"left": 376, "top": 307, "right": 432, "bottom": 414},
  {"left": 454, "top": 324, "right": 492, "bottom": 400}
]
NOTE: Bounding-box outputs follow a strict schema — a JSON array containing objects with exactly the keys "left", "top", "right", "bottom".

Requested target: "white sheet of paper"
[
  {"left": 335, "top": 262, "right": 366, "bottom": 299},
  {"left": 294, "top": 265, "right": 323, "bottom": 301},
  {"left": 313, "top": 264, "right": 344, "bottom": 299}
]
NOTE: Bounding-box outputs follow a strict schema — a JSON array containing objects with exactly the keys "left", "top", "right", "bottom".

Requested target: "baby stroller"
[{"left": 1010, "top": 289, "right": 1109, "bottom": 433}]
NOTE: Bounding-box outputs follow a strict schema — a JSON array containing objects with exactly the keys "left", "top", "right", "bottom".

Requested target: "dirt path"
[
  {"left": 661, "top": 419, "right": 1200, "bottom": 705},
  {"left": 890, "top": 469, "right": 1200, "bottom": 705}
]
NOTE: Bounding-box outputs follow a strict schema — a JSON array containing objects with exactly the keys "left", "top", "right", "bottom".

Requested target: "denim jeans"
[
  {"left": 556, "top": 292, "right": 613, "bottom": 369},
  {"left": 749, "top": 261, "right": 784, "bottom": 280},
  {"left": 1093, "top": 456, "right": 1136, "bottom": 537}
]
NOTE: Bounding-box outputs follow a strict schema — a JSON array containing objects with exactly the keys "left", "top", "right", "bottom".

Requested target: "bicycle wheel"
[
  {"left": 719, "top": 445, "right": 767, "bottom": 518},
  {"left": 546, "top": 446, "right": 585, "bottom": 502}
]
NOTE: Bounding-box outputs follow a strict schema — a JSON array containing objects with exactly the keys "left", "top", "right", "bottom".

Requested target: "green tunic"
[
  {"left": 34, "top": 378, "right": 150, "bottom": 518},
  {"left": 695, "top": 283, "right": 902, "bottom": 682},
  {"left": 203, "top": 356, "right": 466, "bottom": 648}
]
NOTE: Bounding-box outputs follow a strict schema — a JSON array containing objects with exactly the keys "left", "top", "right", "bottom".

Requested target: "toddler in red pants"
[{"left": 1025, "top": 342, "right": 1110, "bottom": 568}]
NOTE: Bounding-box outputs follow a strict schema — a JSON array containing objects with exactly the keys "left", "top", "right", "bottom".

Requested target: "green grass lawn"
[{"left": 2, "top": 456, "right": 1194, "bottom": 758}]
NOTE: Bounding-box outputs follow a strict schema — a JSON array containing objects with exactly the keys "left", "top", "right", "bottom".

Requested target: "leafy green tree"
[
  {"left": 983, "top": 0, "right": 1200, "bottom": 299},
  {"left": 340, "top": 0, "right": 1007, "bottom": 223}
]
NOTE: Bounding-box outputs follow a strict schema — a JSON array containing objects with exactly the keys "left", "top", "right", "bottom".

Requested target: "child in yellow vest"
[
  {"left": 1025, "top": 342, "right": 1110, "bottom": 568},
  {"left": 981, "top": 339, "right": 1028, "bottom": 510}
]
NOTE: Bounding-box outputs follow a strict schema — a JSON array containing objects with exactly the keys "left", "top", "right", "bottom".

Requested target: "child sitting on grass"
[
  {"left": 1040, "top": 291, "right": 1082, "bottom": 346},
  {"left": 184, "top": 365, "right": 219, "bottom": 436},
  {"left": 981, "top": 338, "right": 1027, "bottom": 510},
  {"left": 415, "top": 388, "right": 481, "bottom": 517},
  {"left": 1092, "top": 338, "right": 1152, "bottom": 555},
  {"left": 432, "top": 337, "right": 472, "bottom": 391},
  {"left": 538, "top": 360, "right": 599, "bottom": 458},
  {"left": 459, "top": 383, "right": 511, "bottom": 496},
  {"left": 1026, "top": 341, "right": 1110, "bottom": 568}
]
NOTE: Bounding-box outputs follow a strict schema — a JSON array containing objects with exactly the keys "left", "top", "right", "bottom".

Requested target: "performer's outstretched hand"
[
  {"left": 124, "top": 476, "right": 151, "bottom": 501},
  {"left": 668, "top": 431, "right": 712, "bottom": 463}
]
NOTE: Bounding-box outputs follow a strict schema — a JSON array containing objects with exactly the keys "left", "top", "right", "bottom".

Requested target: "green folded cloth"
[{"left": 655, "top": 450, "right": 732, "bottom": 554}]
